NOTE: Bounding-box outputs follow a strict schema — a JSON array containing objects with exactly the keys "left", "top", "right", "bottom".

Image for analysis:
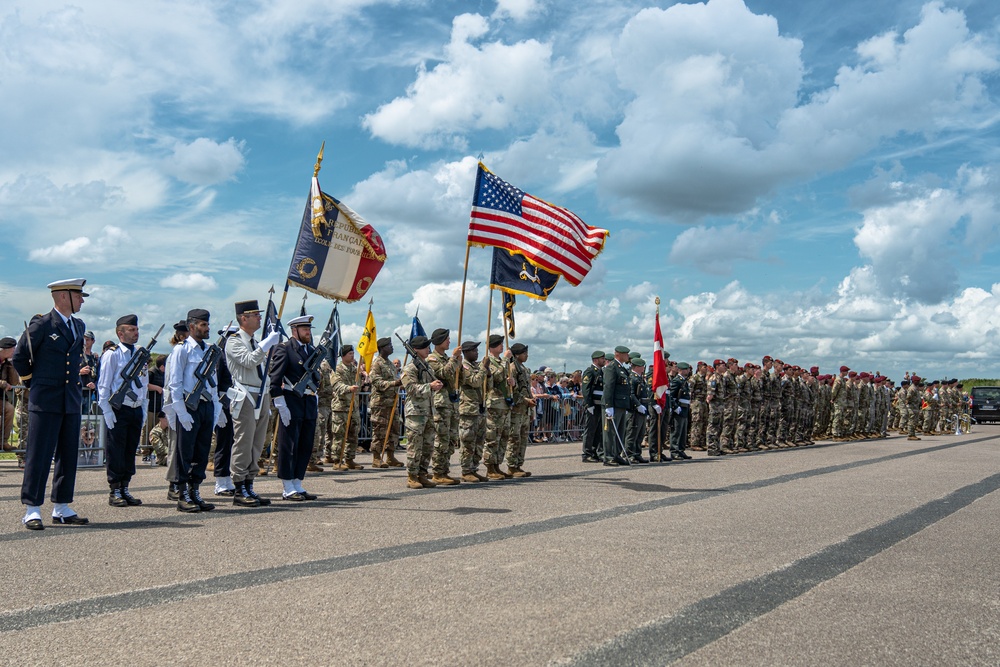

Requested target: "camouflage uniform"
[
  {"left": 688, "top": 371, "right": 708, "bottom": 451},
  {"left": 750, "top": 374, "right": 765, "bottom": 450},
  {"left": 706, "top": 368, "right": 734, "bottom": 455},
  {"left": 401, "top": 358, "right": 437, "bottom": 476},
  {"left": 734, "top": 371, "right": 751, "bottom": 451},
  {"left": 330, "top": 360, "right": 361, "bottom": 466},
  {"left": 764, "top": 371, "right": 781, "bottom": 446},
  {"left": 906, "top": 384, "right": 923, "bottom": 438},
  {"left": 313, "top": 359, "right": 333, "bottom": 463},
  {"left": 458, "top": 357, "right": 488, "bottom": 475},
  {"left": 507, "top": 356, "right": 532, "bottom": 470},
  {"left": 484, "top": 353, "right": 512, "bottom": 470},
  {"left": 148, "top": 424, "right": 169, "bottom": 464},
  {"left": 368, "top": 355, "right": 402, "bottom": 465},
  {"left": 778, "top": 374, "right": 795, "bottom": 445},
  {"left": 427, "top": 349, "right": 461, "bottom": 476},
  {"left": 830, "top": 375, "right": 849, "bottom": 438}
]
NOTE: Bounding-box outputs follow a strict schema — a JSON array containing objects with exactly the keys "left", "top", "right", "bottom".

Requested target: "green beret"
[
  {"left": 591, "top": 350, "right": 605, "bottom": 359},
  {"left": 677, "top": 362, "right": 691, "bottom": 370},
  {"left": 631, "top": 358, "right": 646, "bottom": 367},
  {"left": 604, "top": 352, "right": 615, "bottom": 361},
  {"left": 629, "top": 351, "right": 641, "bottom": 359},
  {"left": 614, "top": 345, "right": 630, "bottom": 354}
]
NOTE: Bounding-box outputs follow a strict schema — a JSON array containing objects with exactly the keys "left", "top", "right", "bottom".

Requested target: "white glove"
[
  {"left": 176, "top": 410, "right": 194, "bottom": 431},
  {"left": 637, "top": 405, "right": 647, "bottom": 415},
  {"left": 215, "top": 402, "right": 227, "bottom": 429},
  {"left": 101, "top": 403, "right": 117, "bottom": 430},
  {"left": 604, "top": 407, "right": 613, "bottom": 418},
  {"left": 674, "top": 406, "right": 682, "bottom": 414},
  {"left": 653, "top": 404, "right": 662, "bottom": 415},
  {"left": 273, "top": 395, "right": 291, "bottom": 426},
  {"left": 260, "top": 329, "right": 281, "bottom": 353},
  {"left": 586, "top": 406, "right": 594, "bottom": 415}
]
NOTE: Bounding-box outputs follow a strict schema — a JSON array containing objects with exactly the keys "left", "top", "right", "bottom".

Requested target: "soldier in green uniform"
[
  {"left": 427, "top": 328, "right": 462, "bottom": 485},
  {"left": 330, "top": 345, "right": 363, "bottom": 470},
  {"left": 483, "top": 335, "right": 514, "bottom": 480},
  {"left": 625, "top": 358, "right": 650, "bottom": 463},
  {"left": 601, "top": 346, "right": 635, "bottom": 466},
  {"left": 906, "top": 376, "right": 923, "bottom": 441},
  {"left": 688, "top": 362, "right": 708, "bottom": 451},
  {"left": 505, "top": 342, "right": 534, "bottom": 477},
  {"left": 147, "top": 411, "right": 169, "bottom": 465},
  {"left": 457, "top": 340, "right": 489, "bottom": 482},
  {"left": 580, "top": 350, "right": 605, "bottom": 463},
  {"left": 669, "top": 362, "right": 693, "bottom": 459},
  {"left": 401, "top": 336, "right": 444, "bottom": 488},
  {"left": 311, "top": 358, "right": 333, "bottom": 471},
  {"left": 368, "top": 337, "right": 405, "bottom": 468}
]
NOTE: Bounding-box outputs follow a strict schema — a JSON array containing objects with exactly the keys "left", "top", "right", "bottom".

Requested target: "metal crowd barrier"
[{"left": 529, "top": 395, "right": 586, "bottom": 443}]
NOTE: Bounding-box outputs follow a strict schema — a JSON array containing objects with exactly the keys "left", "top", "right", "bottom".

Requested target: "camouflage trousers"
[
  {"left": 830, "top": 403, "right": 848, "bottom": 437},
  {"left": 330, "top": 410, "right": 359, "bottom": 463},
  {"left": 314, "top": 405, "right": 331, "bottom": 462},
  {"left": 432, "top": 401, "right": 459, "bottom": 475},
  {"left": 922, "top": 409, "right": 935, "bottom": 433},
  {"left": 404, "top": 413, "right": 434, "bottom": 475},
  {"left": 370, "top": 405, "right": 399, "bottom": 461},
  {"left": 735, "top": 401, "right": 751, "bottom": 449},
  {"left": 706, "top": 401, "right": 727, "bottom": 454},
  {"left": 765, "top": 398, "right": 780, "bottom": 444},
  {"left": 459, "top": 412, "right": 486, "bottom": 473},
  {"left": 778, "top": 401, "right": 794, "bottom": 442},
  {"left": 754, "top": 403, "right": 769, "bottom": 446},
  {"left": 507, "top": 408, "right": 530, "bottom": 468},
  {"left": 484, "top": 407, "right": 511, "bottom": 466},
  {"left": 722, "top": 401, "right": 737, "bottom": 449},
  {"left": 689, "top": 401, "right": 708, "bottom": 449}
]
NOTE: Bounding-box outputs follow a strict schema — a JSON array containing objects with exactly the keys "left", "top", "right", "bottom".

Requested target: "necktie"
[
  {"left": 198, "top": 340, "right": 206, "bottom": 351},
  {"left": 124, "top": 343, "right": 136, "bottom": 354}
]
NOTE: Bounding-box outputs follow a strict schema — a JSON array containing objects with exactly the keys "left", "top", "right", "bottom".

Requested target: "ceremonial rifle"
[
  {"left": 290, "top": 310, "right": 337, "bottom": 397},
  {"left": 184, "top": 321, "right": 232, "bottom": 412},
  {"left": 395, "top": 334, "right": 434, "bottom": 379},
  {"left": 110, "top": 323, "right": 165, "bottom": 409}
]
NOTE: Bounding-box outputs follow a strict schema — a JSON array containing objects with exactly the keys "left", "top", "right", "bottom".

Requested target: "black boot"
[
  {"left": 108, "top": 485, "right": 128, "bottom": 507},
  {"left": 121, "top": 482, "right": 143, "bottom": 506},
  {"left": 167, "top": 482, "right": 180, "bottom": 501},
  {"left": 233, "top": 480, "right": 260, "bottom": 507},
  {"left": 176, "top": 483, "right": 201, "bottom": 513},
  {"left": 190, "top": 484, "right": 215, "bottom": 512},
  {"left": 244, "top": 477, "right": 271, "bottom": 506}
]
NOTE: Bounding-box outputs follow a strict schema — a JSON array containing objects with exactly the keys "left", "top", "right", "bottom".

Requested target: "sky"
[{"left": 1, "top": 0, "right": 999, "bottom": 380}]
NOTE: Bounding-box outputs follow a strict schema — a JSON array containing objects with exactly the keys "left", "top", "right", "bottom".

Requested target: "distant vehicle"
[{"left": 970, "top": 386, "right": 1000, "bottom": 424}]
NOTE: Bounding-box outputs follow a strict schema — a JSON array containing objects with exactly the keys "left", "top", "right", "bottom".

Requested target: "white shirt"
[
  {"left": 97, "top": 342, "right": 148, "bottom": 408},
  {"left": 166, "top": 336, "right": 219, "bottom": 408}
]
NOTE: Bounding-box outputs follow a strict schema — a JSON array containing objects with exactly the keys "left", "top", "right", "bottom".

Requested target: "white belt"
[
  {"left": 678, "top": 398, "right": 691, "bottom": 405},
  {"left": 592, "top": 390, "right": 604, "bottom": 396},
  {"left": 117, "top": 399, "right": 143, "bottom": 409},
  {"left": 282, "top": 382, "right": 315, "bottom": 396}
]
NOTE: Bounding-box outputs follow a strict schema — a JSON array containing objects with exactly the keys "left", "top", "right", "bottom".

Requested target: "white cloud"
[
  {"left": 492, "top": 0, "right": 541, "bottom": 22},
  {"left": 363, "top": 13, "right": 554, "bottom": 148},
  {"left": 669, "top": 223, "right": 774, "bottom": 274},
  {"left": 159, "top": 272, "right": 218, "bottom": 291},
  {"left": 599, "top": 0, "right": 1000, "bottom": 218},
  {"left": 165, "top": 138, "right": 246, "bottom": 186},
  {"left": 28, "top": 225, "right": 129, "bottom": 265}
]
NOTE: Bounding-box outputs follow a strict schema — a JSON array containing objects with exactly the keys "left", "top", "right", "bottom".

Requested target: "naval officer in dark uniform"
[
  {"left": 269, "top": 314, "right": 320, "bottom": 501},
  {"left": 601, "top": 345, "right": 637, "bottom": 466},
  {"left": 13, "top": 278, "right": 91, "bottom": 530}
]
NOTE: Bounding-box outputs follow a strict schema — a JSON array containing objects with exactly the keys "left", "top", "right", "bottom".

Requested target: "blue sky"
[{"left": 1, "top": 0, "right": 999, "bottom": 380}]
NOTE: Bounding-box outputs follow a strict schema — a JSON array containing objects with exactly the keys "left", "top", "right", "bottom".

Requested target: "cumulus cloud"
[
  {"left": 599, "top": 0, "right": 1000, "bottom": 218},
  {"left": 159, "top": 272, "right": 218, "bottom": 291},
  {"left": 363, "top": 13, "right": 554, "bottom": 148},
  {"left": 28, "top": 225, "right": 129, "bottom": 265},
  {"left": 492, "top": 0, "right": 541, "bottom": 22},
  {"left": 669, "top": 223, "right": 775, "bottom": 274},
  {"left": 165, "top": 137, "right": 246, "bottom": 186}
]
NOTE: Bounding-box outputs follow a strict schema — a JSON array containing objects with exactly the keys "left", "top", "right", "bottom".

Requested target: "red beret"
[
  {"left": 727, "top": 357, "right": 738, "bottom": 364},
  {"left": 809, "top": 366, "right": 819, "bottom": 374},
  {"left": 713, "top": 359, "right": 724, "bottom": 366},
  {"left": 911, "top": 375, "right": 921, "bottom": 383},
  {"left": 848, "top": 371, "right": 857, "bottom": 377},
  {"left": 762, "top": 355, "right": 772, "bottom": 362},
  {"left": 840, "top": 365, "right": 850, "bottom": 373}
]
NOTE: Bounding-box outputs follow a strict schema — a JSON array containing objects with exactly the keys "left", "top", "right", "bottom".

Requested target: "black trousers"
[
  {"left": 213, "top": 402, "right": 233, "bottom": 478},
  {"left": 173, "top": 401, "right": 214, "bottom": 486},
  {"left": 602, "top": 409, "right": 628, "bottom": 462},
  {"left": 106, "top": 405, "right": 142, "bottom": 486},
  {"left": 277, "top": 416, "right": 316, "bottom": 481},
  {"left": 671, "top": 410, "right": 690, "bottom": 454},
  {"left": 581, "top": 406, "right": 601, "bottom": 458},
  {"left": 22, "top": 410, "right": 81, "bottom": 506}
]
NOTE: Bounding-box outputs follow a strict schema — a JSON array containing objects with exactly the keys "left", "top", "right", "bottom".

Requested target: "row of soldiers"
[{"left": 578, "top": 352, "right": 971, "bottom": 462}]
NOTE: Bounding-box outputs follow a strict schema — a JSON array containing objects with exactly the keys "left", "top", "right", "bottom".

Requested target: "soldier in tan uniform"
[
  {"left": 506, "top": 342, "right": 535, "bottom": 477},
  {"left": 427, "top": 328, "right": 462, "bottom": 485},
  {"left": 310, "top": 358, "right": 332, "bottom": 471},
  {"left": 368, "top": 337, "right": 404, "bottom": 468},
  {"left": 457, "top": 340, "right": 490, "bottom": 482},
  {"left": 330, "top": 344, "right": 364, "bottom": 470},
  {"left": 688, "top": 362, "right": 709, "bottom": 451},
  {"left": 483, "top": 335, "right": 514, "bottom": 480},
  {"left": 401, "top": 336, "right": 444, "bottom": 488}
]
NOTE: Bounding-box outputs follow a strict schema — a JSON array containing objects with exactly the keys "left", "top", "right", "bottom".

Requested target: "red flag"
[{"left": 652, "top": 310, "right": 669, "bottom": 407}]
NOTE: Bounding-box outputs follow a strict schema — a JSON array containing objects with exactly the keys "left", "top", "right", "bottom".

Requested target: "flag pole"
[
  {"left": 341, "top": 297, "right": 372, "bottom": 463},
  {"left": 656, "top": 296, "right": 662, "bottom": 463},
  {"left": 483, "top": 288, "right": 493, "bottom": 404},
  {"left": 454, "top": 242, "right": 472, "bottom": 393}
]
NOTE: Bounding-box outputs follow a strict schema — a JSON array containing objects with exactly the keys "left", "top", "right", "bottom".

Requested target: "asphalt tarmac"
[{"left": 1, "top": 427, "right": 998, "bottom": 666}]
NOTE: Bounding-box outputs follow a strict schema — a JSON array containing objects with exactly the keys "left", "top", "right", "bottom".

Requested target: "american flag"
[{"left": 468, "top": 164, "right": 608, "bottom": 286}]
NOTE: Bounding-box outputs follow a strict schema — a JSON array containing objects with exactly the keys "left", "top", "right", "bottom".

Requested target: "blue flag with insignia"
[
  {"left": 410, "top": 314, "right": 426, "bottom": 342},
  {"left": 489, "top": 247, "right": 559, "bottom": 300}
]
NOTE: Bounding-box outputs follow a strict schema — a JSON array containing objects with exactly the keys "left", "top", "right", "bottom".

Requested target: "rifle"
[
  {"left": 184, "top": 322, "right": 232, "bottom": 412},
  {"left": 395, "top": 334, "right": 434, "bottom": 379},
  {"left": 290, "top": 315, "right": 336, "bottom": 397},
  {"left": 110, "top": 323, "right": 164, "bottom": 409}
]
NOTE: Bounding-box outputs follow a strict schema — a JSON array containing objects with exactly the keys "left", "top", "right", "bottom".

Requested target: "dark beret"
[
  {"left": 376, "top": 337, "right": 392, "bottom": 349},
  {"left": 410, "top": 335, "right": 430, "bottom": 350},
  {"left": 187, "top": 309, "right": 210, "bottom": 322},
  {"left": 488, "top": 334, "right": 504, "bottom": 348},
  {"left": 631, "top": 358, "right": 646, "bottom": 367},
  {"left": 116, "top": 314, "right": 138, "bottom": 327},
  {"left": 430, "top": 328, "right": 449, "bottom": 345},
  {"left": 591, "top": 350, "right": 605, "bottom": 359},
  {"left": 173, "top": 321, "right": 188, "bottom": 333},
  {"left": 604, "top": 352, "right": 615, "bottom": 361},
  {"left": 341, "top": 344, "right": 354, "bottom": 356},
  {"left": 677, "top": 362, "right": 691, "bottom": 370},
  {"left": 614, "top": 345, "right": 630, "bottom": 354},
  {"left": 0, "top": 336, "right": 16, "bottom": 349},
  {"left": 510, "top": 343, "right": 528, "bottom": 355},
  {"left": 461, "top": 341, "right": 480, "bottom": 352}
]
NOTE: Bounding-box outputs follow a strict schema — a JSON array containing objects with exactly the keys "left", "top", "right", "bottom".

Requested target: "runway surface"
[{"left": 1, "top": 428, "right": 998, "bottom": 666}]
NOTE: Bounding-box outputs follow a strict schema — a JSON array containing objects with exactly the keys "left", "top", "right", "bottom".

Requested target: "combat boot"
[
  {"left": 167, "top": 482, "right": 180, "bottom": 501},
  {"left": 461, "top": 471, "right": 480, "bottom": 483},
  {"left": 233, "top": 481, "right": 261, "bottom": 507},
  {"left": 498, "top": 465, "right": 514, "bottom": 479},
  {"left": 177, "top": 483, "right": 201, "bottom": 513},
  {"left": 511, "top": 466, "right": 531, "bottom": 478},
  {"left": 417, "top": 473, "right": 437, "bottom": 488},
  {"left": 431, "top": 473, "right": 459, "bottom": 486},
  {"left": 189, "top": 485, "right": 216, "bottom": 511},
  {"left": 385, "top": 453, "right": 405, "bottom": 467},
  {"left": 345, "top": 460, "right": 365, "bottom": 470},
  {"left": 907, "top": 435, "right": 921, "bottom": 441},
  {"left": 244, "top": 478, "right": 271, "bottom": 506},
  {"left": 486, "top": 464, "right": 506, "bottom": 481},
  {"left": 120, "top": 485, "right": 142, "bottom": 506},
  {"left": 108, "top": 486, "right": 128, "bottom": 507},
  {"left": 407, "top": 474, "right": 424, "bottom": 489},
  {"left": 471, "top": 470, "right": 488, "bottom": 482},
  {"left": 372, "top": 455, "right": 388, "bottom": 469}
]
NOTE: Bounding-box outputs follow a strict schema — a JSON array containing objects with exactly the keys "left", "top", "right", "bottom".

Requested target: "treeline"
[{"left": 958, "top": 379, "right": 1000, "bottom": 390}]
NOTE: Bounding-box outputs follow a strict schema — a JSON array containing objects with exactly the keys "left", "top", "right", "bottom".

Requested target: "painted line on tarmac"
[
  {"left": 565, "top": 471, "right": 1000, "bottom": 667},
  {"left": 0, "top": 435, "right": 992, "bottom": 631}
]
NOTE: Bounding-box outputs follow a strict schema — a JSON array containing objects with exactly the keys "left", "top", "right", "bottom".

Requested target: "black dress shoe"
[
  {"left": 603, "top": 459, "right": 620, "bottom": 467},
  {"left": 634, "top": 456, "right": 649, "bottom": 464},
  {"left": 24, "top": 519, "right": 44, "bottom": 531},
  {"left": 300, "top": 491, "right": 318, "bottom": 500},
  {"left": 52, "top": 515, "right": 89, "bottom": 525},
  {"left": 282, "top": 492, "right": 307, "bottom": 501},
  {"left": 677, "top": 452, "right": 692, "bottom": 459},
  {"left": 214, "top": 489, "right": 236, "bottom": 497},
  {"left": 582, "top": 456, "right": 601, "bottom": 463}
]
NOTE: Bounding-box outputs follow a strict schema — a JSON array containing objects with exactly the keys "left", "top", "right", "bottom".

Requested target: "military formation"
[{"left": 3, "top": 278, "right": 975, "bottom": 531}]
